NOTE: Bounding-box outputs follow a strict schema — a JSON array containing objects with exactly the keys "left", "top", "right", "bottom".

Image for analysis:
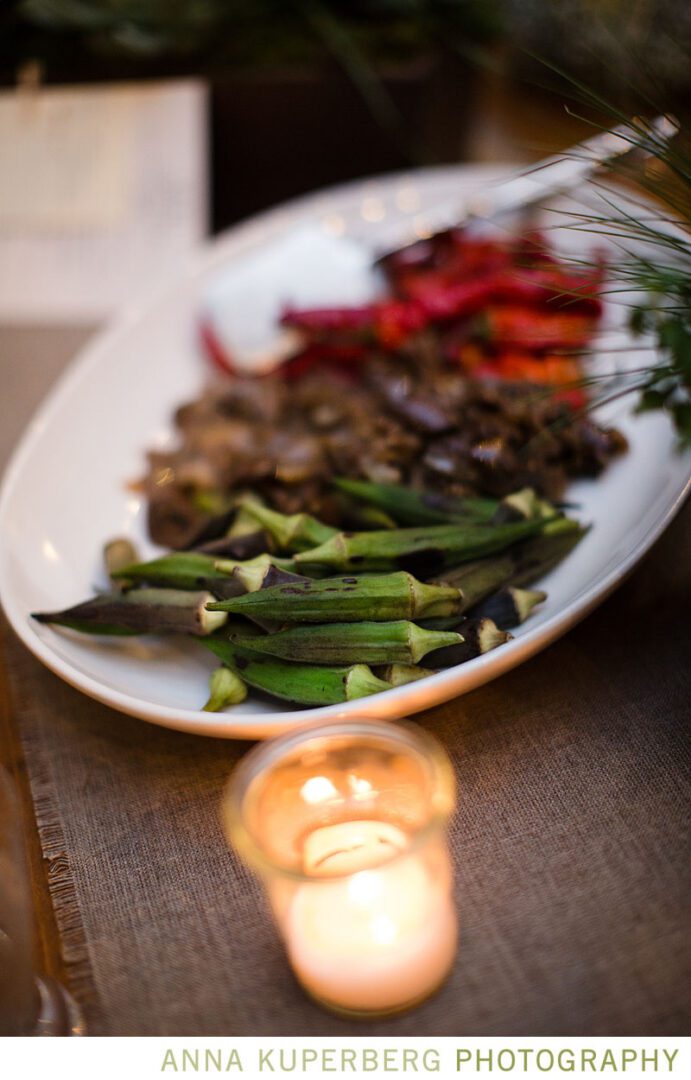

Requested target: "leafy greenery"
[{"left": 541, "top": 64, "right": 691, "bottom": 447}]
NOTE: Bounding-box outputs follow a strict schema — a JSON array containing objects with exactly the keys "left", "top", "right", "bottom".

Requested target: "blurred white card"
[{"left": 0, "top": 80, "right": 207, "bottom": 322}]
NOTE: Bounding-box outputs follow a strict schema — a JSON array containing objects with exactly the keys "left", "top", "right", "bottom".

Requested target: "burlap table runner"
[{"left": 1, "top": 328, "right": 689, "bottom": 1036}]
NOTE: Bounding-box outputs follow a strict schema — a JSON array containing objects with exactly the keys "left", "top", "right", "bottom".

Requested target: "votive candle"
[{"left": 222, "top": 720, "right": 457, "bottom": 1017}]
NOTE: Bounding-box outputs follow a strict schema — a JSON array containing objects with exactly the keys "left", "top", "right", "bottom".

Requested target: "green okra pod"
[
  {"left": 226, "top": 620, "right": 462, "bottom": 665},
  {"left": 237, "top": 500, "right": 338, "bottom": 552},
  {"left": 293, "top": 516, "right": 553, "bottom": 575},
  {"left": 33, "top": 588, "right": 228, "bottom": 637},
  {"left": 112, "top": 551, "right": 237, "bottom": 592},
  {"left": 333, "top": 478, "right": 498, "bottom": 525},
  {"left": 507, "top": 521, "right": 588, "bottom": 588},
  {"left": 201, "top": 639, "right": 390, "bottom": 706},
  {"left": 433, "top": 518, "right": 584, "bottom": 596},
  {"left": 206, "top": 570, "right": 462, "bottom": 623},
  {"left": 429, "top": 554, "right": 517, "bottom": 610},
  {"left": 202, "top": 666, "right": 248, "bottom": 711}
]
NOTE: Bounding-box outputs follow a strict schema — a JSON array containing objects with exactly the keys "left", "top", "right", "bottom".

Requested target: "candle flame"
[{"left": 300, "top": 776, "right": 339, "bottom": 805}]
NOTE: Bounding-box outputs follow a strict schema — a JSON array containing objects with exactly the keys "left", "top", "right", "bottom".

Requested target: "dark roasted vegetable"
[
  {"left": 33, "top": 588, "right": 228, "bottom": 637},
  {"left": 425, "top": 616, "right": 511, "bottom": 667},
  {"left": 473, "top": 587, "right": 546, "bottom": 629}
]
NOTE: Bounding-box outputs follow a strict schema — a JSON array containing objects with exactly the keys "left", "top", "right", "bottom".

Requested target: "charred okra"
[
  {"left": 33, "top": 588, "right": 228, "bottom": 637},
  {"left": 425, "top": 616, "right": 511, "bottom": 667},
  {"left": 473, "top": 587, "right": 546, "bottom": 629}
]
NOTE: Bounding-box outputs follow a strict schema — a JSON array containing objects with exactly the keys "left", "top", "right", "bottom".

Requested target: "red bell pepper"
[
  {"left": 199, "top": 315, "right": 237, "bottom": 378},
  {"left": 478, "top": 306, "right": 597, "bottom": 351}
]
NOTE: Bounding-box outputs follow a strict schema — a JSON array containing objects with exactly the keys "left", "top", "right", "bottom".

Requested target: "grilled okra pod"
[
  {"left": 226, "top": 620, "right": 462, "bottom": 665},
  {"left": 33, "top": 588, "right": 228, "bottom": 637},
  {"left": 432, "top": 518, "right": 584, "bottom": 593},
  {"left": 206, "top": 570, "right": 463, "bottom": 623},
  {"left": 201, "top": 639, "right": 390, "bottom": 705},
  {"left": 507, "top": 521, "right": 588, "bottom": 588},
  {"left": 293, "top": 516, "right": 552, "bottom": 574},
  {"left": 111, "top": 552, "right": 238, "bottom": 592},
  {"left": 333, "top": 478, "right": 498, "bottom": 525}
]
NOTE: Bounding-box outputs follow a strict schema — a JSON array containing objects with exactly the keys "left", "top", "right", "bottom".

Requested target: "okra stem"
[
  {"left": 378, "top": 663, "right": 436, "bottom": 686},
  {"left": 425, "top": 616, "right": 511, "bottom": 667},
  {"left": 228, "top": 556, "right": 312, "bottom": 595},
  {"left": 238, "top": 500, "right": 338, "bottom": 552},
  {"left": 473, "top": 587, "right": 546, "bottom": 629},
  {"left": 103, "top": 538, "right": 140, "bottom": 585},
  {"left": 492, "top": 487, "right": 558, "bottom": 524},
  {"left": 202, "top": 666, "right": 248, "bottom": 711}
]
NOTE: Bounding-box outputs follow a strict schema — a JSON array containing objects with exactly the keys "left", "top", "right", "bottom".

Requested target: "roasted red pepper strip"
[
  {"left": 477, "top": 306, "right": 596, "bottom": 351},
  {"left": 400, "top": 274, "right": 501, "bottom": 321},
  {"left": 281, "top": 305, "right": 375, "bottom": 334},
  {"left": 492, "top": 269, "right": 603, "bottom": 313},
  {"left": 469, "top": 352, "right": 588, "bottom": 410},
  {"left": 199, "top": 315, "right": 238, "bottom": 377},
  {"left": 281, "top": 300, "right": 427, "bottom": 350},
  {"left": 280, "top": 343, "right": 368, "bottom": 382}
]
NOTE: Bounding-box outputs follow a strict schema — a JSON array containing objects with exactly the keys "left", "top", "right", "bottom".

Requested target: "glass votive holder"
[{"left": 222, "top": 719, "right": 457, "bottom": 1018}]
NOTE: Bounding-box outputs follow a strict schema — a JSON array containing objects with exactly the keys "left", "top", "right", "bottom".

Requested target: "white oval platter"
[{"left": 0, "top": 165, "right": 689, "bottom": 738}]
